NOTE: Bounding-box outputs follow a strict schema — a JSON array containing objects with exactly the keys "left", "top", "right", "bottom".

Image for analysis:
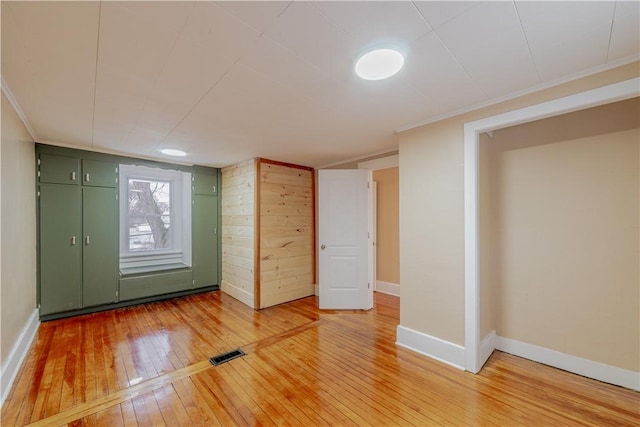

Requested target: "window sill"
[{"left": 119, "top": 263, "right": 190, "bottom": 277}]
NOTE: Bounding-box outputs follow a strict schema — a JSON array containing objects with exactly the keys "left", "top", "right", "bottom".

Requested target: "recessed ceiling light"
[
  {"left": 355, "top": 48, "right": 405, "bottom": 81},
  {"left": 160, "top": 148, "right": 187, "bottom": 157}
]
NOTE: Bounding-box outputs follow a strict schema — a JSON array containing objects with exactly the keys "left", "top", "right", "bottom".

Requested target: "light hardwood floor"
[{"left": 1, "top": 291, "right": 638, "bottom": 426}]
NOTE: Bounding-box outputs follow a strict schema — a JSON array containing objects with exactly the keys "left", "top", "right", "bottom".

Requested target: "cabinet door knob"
[
  {"left": 71, "top": 236, "right": 76, "bottom": 246},
  {"left": 85, "top": 173, "right": 90, "bottom": 182},
  {"left": 85, "top": 235, "right": 91, "bottom": 245},
  {"left": 70, "top": 172, "right": 76, "bottom": 181}
]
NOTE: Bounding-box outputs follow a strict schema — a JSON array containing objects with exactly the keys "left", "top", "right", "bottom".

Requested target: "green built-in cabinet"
[
  {"left": 193, "top": 172, "right": 219, "bottom": 288},
  {"left": 38, "top": 155, "right": 119, "bottom": 315},
  {"left": 36, "top": 145, "right": 221, "bottom": 320},
  {"left": 39, "top": 183, "right": 82, "bottom": 314}
]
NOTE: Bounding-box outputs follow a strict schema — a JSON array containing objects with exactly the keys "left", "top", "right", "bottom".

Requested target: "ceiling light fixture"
[
  {"left": 355, "top": 48, "right": 405, "bottom": 81},
  {"left": 160, "top": 148, "right": 187, "bottom": 157}
]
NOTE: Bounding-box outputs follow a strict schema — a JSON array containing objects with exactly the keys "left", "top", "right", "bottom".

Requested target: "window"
[
  {"left": 127, "top": 178, "right": 172, "bottom": 252},
  {"left": 119, "top": 164, "right": 191, "bottom": 270}
]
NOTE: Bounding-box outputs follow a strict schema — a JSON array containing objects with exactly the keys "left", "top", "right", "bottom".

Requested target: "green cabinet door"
[
  {"left": 39, "top": 184, "right": 82, "bottom": 315},
  {"left": 193, "top": 173, "right": 218, "bottom": 195},
  {"left": 82, "top": 186, "right": 119, "bottom": 307},
  {"left": 39, "top": 154, "right": 80, "bottom": 185},
  {"left": 193, "top": 194, "right": 218, "bottom": 288},
  {"left": 82, "top": 159, "right": 118, "bottom": 187}
]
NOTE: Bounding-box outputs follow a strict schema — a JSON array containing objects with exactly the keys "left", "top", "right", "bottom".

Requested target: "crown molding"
[
  {"left": 1, "top": 76, "right": 39, "bottom": 141},
  {"left": 396, "top": 54, "right": 640, "bottom": 134},
  {"left": 317, "top": 146, "right": 398, "bottom": 169}
]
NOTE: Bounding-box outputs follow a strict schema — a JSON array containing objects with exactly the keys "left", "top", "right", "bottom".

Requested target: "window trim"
[{"left": 119, "top": 164, "right": 192, "bottom": 270}]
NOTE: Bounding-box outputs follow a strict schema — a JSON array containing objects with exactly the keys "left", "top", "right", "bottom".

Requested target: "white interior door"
[{"left": 318, "top": 169, "right": 373, "bottom": 310}]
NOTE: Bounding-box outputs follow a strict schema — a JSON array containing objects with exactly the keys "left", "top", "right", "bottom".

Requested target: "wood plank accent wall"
[
  {"left": 221, "top": 159, "right": 256, "bottom": 308},
  {"left": 258, "top": 159, "right": 315, "bottom": 309},
  {"left": 221, "top": 158, "right": 315, "bottom": 310}
]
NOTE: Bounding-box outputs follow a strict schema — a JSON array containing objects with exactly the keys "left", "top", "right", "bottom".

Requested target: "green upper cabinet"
[
  {"left": 193, "top": 172, "right": 218, "bottom": 195},
  {"left": 39, "top": 154, "right": 80, "bottom": 185},
  {"left": 82, "top": 159, "right": 118, "bottom": 187}
]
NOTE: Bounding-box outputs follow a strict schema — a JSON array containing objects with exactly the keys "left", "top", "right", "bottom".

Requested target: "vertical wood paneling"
[
  {"left": 258, "top": 159, "right": 315, "bottom": 309},
  {"left": 221, "top": 159, "right": 256, "bottom": 308}
]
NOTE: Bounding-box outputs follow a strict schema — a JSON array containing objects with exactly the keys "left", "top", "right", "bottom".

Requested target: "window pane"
[{"left": 128, "top": 179, "right": 171, "bottom": 251}]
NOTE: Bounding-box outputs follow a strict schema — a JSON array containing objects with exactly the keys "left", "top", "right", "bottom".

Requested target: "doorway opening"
[{"left": 464, "top": 77, "right": 639, "bottom": 390}]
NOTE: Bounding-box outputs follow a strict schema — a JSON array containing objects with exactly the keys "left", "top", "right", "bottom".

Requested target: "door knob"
[{"left": 321, "top": 244, "right": 326, "bottom": 250}]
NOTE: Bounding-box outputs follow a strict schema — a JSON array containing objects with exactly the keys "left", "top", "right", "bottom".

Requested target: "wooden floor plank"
[{"left": 2, "top": 291, "right": 638, "bottom": 427}]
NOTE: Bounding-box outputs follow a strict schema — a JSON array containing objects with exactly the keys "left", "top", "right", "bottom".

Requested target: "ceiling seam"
[
  {"left": 410, "top": 3, "right": 478, "bottom": 86},
  {"left": 157, "top": 69, "right": 230, "bottom": 147},
  {"left": 605, "top": 1, "right": 617, "bottom": 63},
  {"left": 119, "top": 3, "right": 196, "bottom": 149},
  {"left": 410, "top": 1, "right": 490, "bottom": 102},
  {"left": 154, "top": 1, "right": 289, "bottom": 148},
  {"left": 90, "top": 1, "right": 102, "bottom": 149},
  {"left": 512, "top": 1, "right": 542, "bottom": 83},
  {"left": 410, "top": 1, "right": 434, "bottom": 32}
]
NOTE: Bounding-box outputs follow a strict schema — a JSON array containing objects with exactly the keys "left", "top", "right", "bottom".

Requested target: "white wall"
[{"left": 1, "top": 92, "right": 37, "bottom": 399}]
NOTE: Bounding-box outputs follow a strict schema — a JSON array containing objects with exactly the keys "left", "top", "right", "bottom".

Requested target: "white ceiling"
[{"left": 2, "top": 1, "right": 638, "bottom": 168}]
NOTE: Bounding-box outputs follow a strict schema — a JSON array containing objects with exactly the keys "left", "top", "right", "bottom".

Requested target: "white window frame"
[{"left": 119, "top": 164, "right": 192, "bottom": 270}]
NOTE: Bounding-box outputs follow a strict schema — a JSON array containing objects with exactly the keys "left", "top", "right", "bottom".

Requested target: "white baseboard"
[
  {"left": 479, "top": 330, "right": 496, "bottom": 368},
  {"left": 496, "top": 336, "right": 640, "bottom": 391},
  {"left": 396, "top": 325, "right": 465, "bottom": 370},
  {"left": 1, "top": 309, "right": 39, "bottom": 405},
  {"left": 376, "top": 280, "right": 400, "bottom": 297}
]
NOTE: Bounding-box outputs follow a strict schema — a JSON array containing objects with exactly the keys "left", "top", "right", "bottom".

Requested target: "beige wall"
[
  {"left": 1, "top": 93, "right": 37, "bottom": 366},
  {"left": 399, "top": 61, "right": 640, "bottom": 346},
  {"left": 483, "top": 99, "right": 639, "bottom": 371},
  {"left": 373, "top": 167, "right": 399, "bottom": 285}
]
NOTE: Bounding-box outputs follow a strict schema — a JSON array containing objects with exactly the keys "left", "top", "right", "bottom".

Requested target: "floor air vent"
[{"left": 209, "top": 349, "right": 245, "bottom": 366}]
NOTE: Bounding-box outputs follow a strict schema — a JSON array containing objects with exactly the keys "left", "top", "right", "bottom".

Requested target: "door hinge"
[
  {"left": 368, "top": 282, "right": 370, "bottom": 289},
  {"left": 367, "top": 182, "right": 370, "bottom": 189},
  {"left": 368, "top": 232, "right": 370, "bottom": 239},
  {"left": 37, "top": 191, "right": 41, "bottom": 197},
  {"left": 192, "top": 280, "right": 195, "bottom": 285},
  {"left": 37, "top": 158, "right": 41, "bottom": 166},
  {"left": 115, "top": 290, "right": 119, "bottom": 297}
]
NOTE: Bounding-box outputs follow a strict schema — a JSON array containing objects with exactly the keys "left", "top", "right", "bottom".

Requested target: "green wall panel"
[{"left": 119, "top": 269, "right": 193, "bottom": 301}]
